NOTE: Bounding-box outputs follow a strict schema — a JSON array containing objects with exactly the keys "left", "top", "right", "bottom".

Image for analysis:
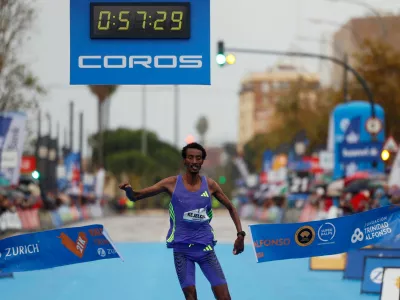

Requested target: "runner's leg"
[{"left": 173, "top": 251, "right": 197, "bottom": 300}]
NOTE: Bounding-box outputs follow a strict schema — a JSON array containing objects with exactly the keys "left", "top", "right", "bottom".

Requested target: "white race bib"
[{"left": 183, "top": 208, "right": 210, "bottom": 222}]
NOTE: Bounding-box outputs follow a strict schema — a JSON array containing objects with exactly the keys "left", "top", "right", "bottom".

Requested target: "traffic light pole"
[{"left": 223, "top": 46, "right": 376, "bottom": 118}]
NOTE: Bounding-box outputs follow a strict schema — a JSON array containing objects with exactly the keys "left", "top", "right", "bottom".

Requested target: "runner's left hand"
[{"left": 233, "top": 236, "right": 244, "bottom": 255}]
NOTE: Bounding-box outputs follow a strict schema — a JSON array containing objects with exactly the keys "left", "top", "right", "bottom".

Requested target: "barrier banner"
[
  {"left": 80, "top": 206, "right": 90, "bottom": 220},
  {"left": 89, "top": 204, "right": 103, "bottom": 219},
  {"left": 380, "top": 267, "right": 400, "bottom": 300},
  {"left": 58, "top": 205, "right": 73, "bottom": 223},
  {"left": 309, "top": 253, "right": 346, "bottom": 271},
  {"left": 0, "top": 211, "right": 22, "bottom": 232},
  {"left": 38, "top": 210, "right": 54, "bottom": 230},
  {"left": 249, "top": 206, "right": 400, "bottom": 263},
  {"left": 0, "top": 224, "right": 123, "bottom": 273},
  {"left": 50, "top": 211, "right": 63, "bottom": 228},
  {"left": 69, "top": 206, "right": 80, "bottom": 221},
  {"left": 361, "top": 256, "right": 400, "bottom": 294},
  {"left": 25, "top": 209, "right": 40, "bottom": 229},
  {"left": 344, "top": 248, "right": 400, "bottom": 279}
]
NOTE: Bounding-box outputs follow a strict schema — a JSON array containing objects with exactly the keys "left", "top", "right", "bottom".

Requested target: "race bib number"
[{"left": 183, "top": 208, "right": 210, "bottom": 222}]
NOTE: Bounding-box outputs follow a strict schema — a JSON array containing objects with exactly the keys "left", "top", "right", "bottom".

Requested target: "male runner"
[{"left": 119, "top": 142, "right": 245, "bottom": 300}]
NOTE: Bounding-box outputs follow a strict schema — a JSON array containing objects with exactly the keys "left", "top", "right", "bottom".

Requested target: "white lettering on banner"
[
  {"left": 342, "top": 147, "right": 379, "bottom": 158},
  {"left": 1, "top": 244, "right": 40, "bottom": 258},
  {"left": 183, "top": 208, "right": 209, "bottom": 222},
  {"left": 351, "top": 216, "right": 392, "bottom": 244},
  {"left": 78, "top": 55, "right": 203, "bottom": 69}
]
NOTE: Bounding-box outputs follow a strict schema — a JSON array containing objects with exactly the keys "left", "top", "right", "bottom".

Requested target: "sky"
[{"left": 23, "top": 0, "right": 400, "bottom": 156}]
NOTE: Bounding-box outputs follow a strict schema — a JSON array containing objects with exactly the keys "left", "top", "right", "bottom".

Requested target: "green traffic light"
[
  {"left": 216, "top": 40, "right": 226, "bottom": 66},
  {"left": 31, "top": 170, "right": 40, "bottom": 179},
  {"left": 218, "top": 176, "right": 226, "bottom": 184}
]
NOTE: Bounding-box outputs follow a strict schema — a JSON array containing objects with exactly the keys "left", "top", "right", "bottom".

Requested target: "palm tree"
[
  {"left": 196, "top": 116, "right": 209, "bottom": 146},
  {"left": 88, "top": 85, "right": 118, "bottom": 166}
]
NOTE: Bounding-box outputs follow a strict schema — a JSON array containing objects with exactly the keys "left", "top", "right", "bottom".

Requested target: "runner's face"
[{"left": 184, "top": 148, "right": 203, "bottom": 174}]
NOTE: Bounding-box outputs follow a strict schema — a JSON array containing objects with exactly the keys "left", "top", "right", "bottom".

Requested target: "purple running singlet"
[{"left": 166, "top": 175, "right": 227, "bottom": 288}]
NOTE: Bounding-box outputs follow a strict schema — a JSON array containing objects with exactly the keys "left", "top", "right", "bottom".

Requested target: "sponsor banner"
[
  {"left": 380, "top": 267, "right": 400, "bottom": 300},
  {"left": 0, "top": 224, "right": 122, "bottom": 273},
  {"left": 0, "top": 112, "right": 27, "bottom": 186},
  {"left": 50, "top": 211, "right": 63, "bottom": 228},
  {"left": 80, "top": 206, "right": 90, "bottom": 220},
  {"left": 309, "top": 253, "right": 346, "bottom": 271},
  {"left": 17, "top": 209, "right": 40, "bottom": 231},
  {"left": 344, "top": 248, "right": 400, "bottom": 280},
  {"left": 38, "top": 210, "right": 54, "bottom": 230},
  {"left": 89, "top": 204, "right": 103, "bottom": 219},
  {"left": 361, "top": 256, "right": 400, "bottom": 294},
  {"left": 249, "top": 206, "right": 400, "bottom": 263},
  {"left": 0, "top": 211, "right": 22, "bottom": 232},
  {"left": 58, "top": 205, "right": 73, "bottom": 223},
  {"left": 69, "top": 206, "right": 81, "bottom": 221}
]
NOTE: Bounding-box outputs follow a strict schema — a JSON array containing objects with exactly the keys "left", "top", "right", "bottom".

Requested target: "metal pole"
[
  {"left": 174, "top": 85, "right": 179, "bottom": 148},
  {"left": 343, "top": 53, "right": 349, "bottom": 102},
  {"left": 79, "top": 112, "right": 84, "bottom": 174},
  {"left": 225, "top": 46, "right": 376, "bottom": 118},
  {"left": 69, "top": 101, "right": 74, "bottom": 151},
  {"left": 141, "top": 85, "right": 147, "bottom": 155}
]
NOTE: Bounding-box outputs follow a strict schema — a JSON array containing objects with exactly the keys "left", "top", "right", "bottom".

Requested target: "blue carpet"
[{"left": 0, "top": 243, "right": 378, "bottom": 299}]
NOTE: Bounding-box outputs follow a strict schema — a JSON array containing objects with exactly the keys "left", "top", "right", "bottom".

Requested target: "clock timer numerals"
[{"left": 97, "top": 10, "right": 183, "bottom": 31}]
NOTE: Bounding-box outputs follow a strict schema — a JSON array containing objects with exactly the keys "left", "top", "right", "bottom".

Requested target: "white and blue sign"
[
  {"left": 249, "top": 205, "right": 400, "bottom": 263},
  {"left": 361, "top": 256, "right": 400, "bottom": 294},
  {"left": 327, "top": 101, "right": 385, "bottom": 179},
  {"left": 343, "top": 248, "right": 400, "bottom": 279},
  {"left": 70, "top": 0, "right": 210, "bottom": 85}
]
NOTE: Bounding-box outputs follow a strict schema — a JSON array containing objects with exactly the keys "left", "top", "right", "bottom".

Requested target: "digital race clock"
[{"left": 90, "top": 2, "right": 190, "bottom": 39}]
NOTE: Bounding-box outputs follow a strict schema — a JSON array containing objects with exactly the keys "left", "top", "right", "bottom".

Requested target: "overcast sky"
[{"left": 23, "top": 0, "right": 400, "bottom": 156}]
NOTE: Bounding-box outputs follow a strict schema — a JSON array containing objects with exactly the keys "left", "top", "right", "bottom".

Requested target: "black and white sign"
[{"left": 289, "top": 171, "right": 311, "bottom": 193}]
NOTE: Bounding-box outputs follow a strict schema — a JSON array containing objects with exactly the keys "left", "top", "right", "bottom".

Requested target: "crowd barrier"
[{"left": 0, "top": 204, "right": 104, "bottom": 235}]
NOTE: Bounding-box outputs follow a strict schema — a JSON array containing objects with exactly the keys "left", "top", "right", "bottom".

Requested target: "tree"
[
  {"left": 349, "top": 39, "right": 400, "bottom": 141},
  {"left": 88, "top": 85, "right": 118, "bottom": 167},
  {"left": 196, "top": 116, "right": 209, "bottom": 146},
  {"left": 242, "top": 84, "right": 342, "bottom": 172},
  {"left": 0, "top": 0, "right": 45, "bottom": 111},
  {"left": 88, "top": 127, "right": 181, "bottom": 180}
]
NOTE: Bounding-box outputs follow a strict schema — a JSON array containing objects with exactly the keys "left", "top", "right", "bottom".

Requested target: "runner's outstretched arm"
[
  {"left": 208, "top": 178, "right": 245, "bottom": 255},
  {"left": 118, "top": 177, "right": 174, "bottom": 201}
]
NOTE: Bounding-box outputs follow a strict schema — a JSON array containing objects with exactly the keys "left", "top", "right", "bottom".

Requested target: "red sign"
[{"left": 20, "top": 156, "right": 36, "bottom": 173}]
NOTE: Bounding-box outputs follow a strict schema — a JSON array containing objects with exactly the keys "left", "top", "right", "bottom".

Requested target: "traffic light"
[
  {"left": 216, "top": 41, "right": 226, "bottom": 66},
  {"left": 381, "top": 150, "right": 390, "bottom": 161},
  {"left": 31, "top": 170, "right": 40, "bottom": 179},
  {"left": 218, "top": 175, "right": 226, "bottom": 185}
]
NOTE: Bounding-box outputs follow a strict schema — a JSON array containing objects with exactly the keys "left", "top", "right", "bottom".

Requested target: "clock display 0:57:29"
[{"left": 90, "top": 3, "right": 190, "bottom": 39}]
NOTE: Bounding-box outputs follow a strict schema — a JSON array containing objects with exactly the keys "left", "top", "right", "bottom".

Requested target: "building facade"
[
  {"left": 237, "top": 64, "right": 320, "bottom": 154},
  {"left": 331, "top": 14, "right": 400, "bottom": 88}
]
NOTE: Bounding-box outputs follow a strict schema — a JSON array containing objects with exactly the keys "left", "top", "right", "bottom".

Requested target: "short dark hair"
[{"left": 181, "top": 142, "right": 207, "bottom": 159}]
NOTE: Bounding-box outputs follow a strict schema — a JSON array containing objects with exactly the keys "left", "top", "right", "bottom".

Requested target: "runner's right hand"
[{"left": 119, "top": 182, "right": 132, "bottom": 190}]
